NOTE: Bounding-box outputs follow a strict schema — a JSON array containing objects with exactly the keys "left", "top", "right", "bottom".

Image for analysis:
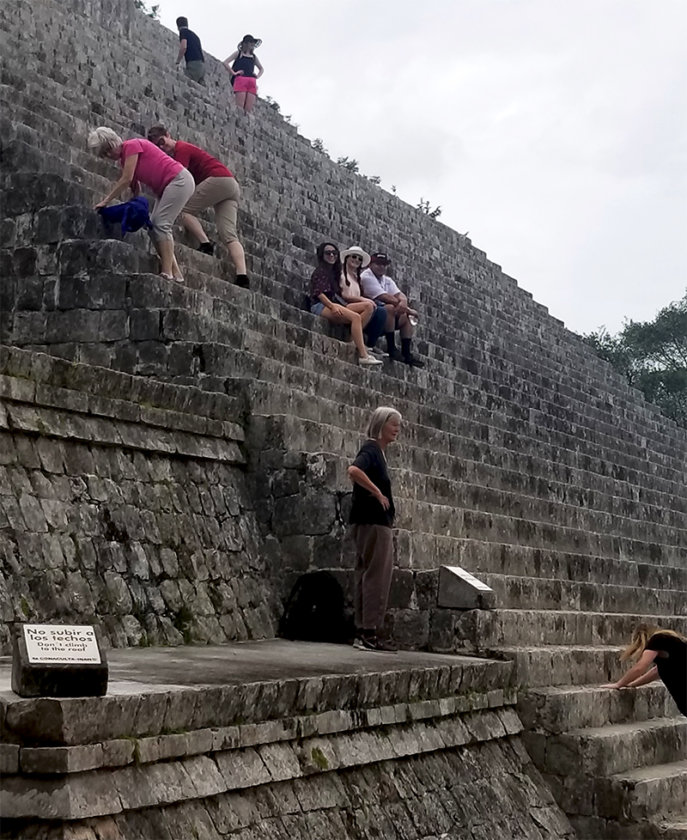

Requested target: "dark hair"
[
  {"left": 176, "top": 17, "right": 188, "bottom": 28},
  {"left": 342, "top": 255, "right": 362, "bottom": 289},
  {"left": 316, "top": 242, "right": 341, "bottom": 285},
  {"left": 147, "top": 125, "right": 169, "bottom": 144}
]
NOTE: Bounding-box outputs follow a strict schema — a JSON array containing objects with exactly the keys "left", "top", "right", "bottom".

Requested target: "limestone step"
[
  {"left": 606, "top": 759, "right": 687, "bottom": 823},
  {"left": 536, "top": 717, "right": 687, "bottom": 778},
  {"left": 6, "top": 242, "right": 685, "bottom": 502},
  {"left": 400, "top": 531, "right": 687, "bottom": 591},
  {"left": 0, "top": 160, "right": 680, "bottom": 456},
  {"left": 456, "top": 609, "right": 687, "bottom": 649},
  {"left": 10, "top": 315, "right": 687, "bottom": 545},
  {"left": 472, "top": 645, "right": 623, "bottom": 688},
  {"left": 242, "top": 382, "right": 687, "bottom": 511},
  {"left": 1, "top": 120, "right": 684, "bottom": 472},
  {"left": 0, "top": 28, "right": 672, "bottom": 400},
  {"left": 481, "top": 573, "right": 687, "bottom": 616},
  {"left": 0, "top": 95, "right": 676, "bottom": 442},
  {"left": 518, "top": 683, "right": 680, "bottom": 734}
]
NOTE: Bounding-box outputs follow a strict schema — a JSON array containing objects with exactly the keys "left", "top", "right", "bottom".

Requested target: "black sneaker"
[
  {"left": 403, "top": 355, "right": 425, "bottom": 368},
  {"left": 388, "top": 348, "right": 404, "bottom": 362},
  {"left": 353, "top": 634, "right": 398, "bottom": 653},
  {"left": 235, "top": 274, "right": 250, "bottom": 288},
  {"left": 198, "top": 241, "right": 215, "bottom": 256}
]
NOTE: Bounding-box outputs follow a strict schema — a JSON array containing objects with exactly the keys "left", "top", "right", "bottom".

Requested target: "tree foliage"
[
  {"left": 417, "top": 198, "right": 442, "bottom": 220},
  {"left": 133, "top": 0, "right": 160, "bottom": 19},
  {"left": 581, "top": 291, "right": 687, "bottom": 427},
  {"left": 336, "top": 156, "right": 359, "bottom": 173}
]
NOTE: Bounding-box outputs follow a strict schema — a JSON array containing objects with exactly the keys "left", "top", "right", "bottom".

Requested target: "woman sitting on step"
[
  {"left": 603, "top": 623, "right": 686, "bottom": 716},
  {"left": 309, "top": 243, "right": 382, "bottom": 367},
  {"left": 88, "top": 127, "right": 195, "bottom": 283}
]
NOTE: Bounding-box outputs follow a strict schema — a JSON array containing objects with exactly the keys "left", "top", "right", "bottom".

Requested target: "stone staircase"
[{"left": 2, "top": 0, "right": 687, "bottom": 837}]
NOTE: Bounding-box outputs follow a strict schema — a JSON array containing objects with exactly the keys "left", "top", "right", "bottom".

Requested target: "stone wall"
[{"left": 0, "top": 346, "right": 281, "bottom": 653}]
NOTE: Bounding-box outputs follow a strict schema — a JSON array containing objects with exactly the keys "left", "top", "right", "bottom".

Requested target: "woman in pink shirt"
[{"left": 88, "top": 126, "right": 195, "bottom": 281}]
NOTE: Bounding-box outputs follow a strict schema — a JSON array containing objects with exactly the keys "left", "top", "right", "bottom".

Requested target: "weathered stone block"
[{"left": 437, "top": 565, "right": 496, "bottom": 610}]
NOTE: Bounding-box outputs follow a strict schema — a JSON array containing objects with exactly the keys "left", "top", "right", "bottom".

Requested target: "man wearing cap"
[
  {"left": 175, "top": 17, "right": 206, "bottom": 85},
  {"left": 361, "top": 253, "right": 424, "bottom": 367}
]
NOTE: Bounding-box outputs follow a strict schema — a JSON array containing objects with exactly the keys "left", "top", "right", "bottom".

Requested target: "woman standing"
[
  {"left": 88, "top": 127, "right": 194, "bottom": 282},
  {"left": 309, "top": 243, "right": 382, "bottom": 367},
  {"left": 604, "top": 624, "right": 687, "bottom": 716},
  {"left": 347, "top": 407, "right": 402, "bottom": 651},
  {"left": 224, "top": 35, "right": 264, "bottom": 114}
]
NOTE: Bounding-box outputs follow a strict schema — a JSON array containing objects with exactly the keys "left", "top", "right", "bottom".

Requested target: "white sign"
[
  {"left": 445, "top": 566, "right": 493, "bottom": 592},
  {"left": 23, "top": 625, "right": 101, "bottom": 665}
]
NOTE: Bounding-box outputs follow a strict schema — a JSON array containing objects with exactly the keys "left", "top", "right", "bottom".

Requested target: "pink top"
[{"left": 119, "top": 138, "right": 185, "bottom": 197}]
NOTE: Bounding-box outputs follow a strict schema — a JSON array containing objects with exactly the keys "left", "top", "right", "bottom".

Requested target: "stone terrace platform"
[{"left": 0, "top": 641, "right": 574, "bottom": 840}]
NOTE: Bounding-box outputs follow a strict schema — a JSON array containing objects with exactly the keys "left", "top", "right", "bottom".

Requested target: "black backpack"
[{"left": 279, "top": 571, "right": 351, "bottom": 643}]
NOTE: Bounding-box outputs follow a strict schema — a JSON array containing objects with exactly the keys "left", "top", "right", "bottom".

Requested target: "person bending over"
[
  {"left": 147, "top": 126, "right": 249, "bottom": 288},
  {"left": 347, "top": 407, "right": 402, "bottom": 652},
  {"left": 603, "top": 623, "right": 686, "bottom": 716},
  {"left": 224, "top": 35, "right": 263, "bottom": 114},
  {"left": 361, "top": 252, "right": 424, "bottom": 367},
  {"left": 309, "top": 243, "right": 381, "bottom": 367},
  {"left": 88, "top": 127, "right": 194, "bottom": 282},
  {"left": 176, "top": 17, "right": 206, "bottom": 84}
]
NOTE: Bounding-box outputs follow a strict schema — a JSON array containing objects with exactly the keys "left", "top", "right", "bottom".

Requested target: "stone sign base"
[
  {"left": 0, "top": 640, "right": 574, "bottom": 840},
  {"left": 11, "top": 625, "right": 108, "bottom": 698}
]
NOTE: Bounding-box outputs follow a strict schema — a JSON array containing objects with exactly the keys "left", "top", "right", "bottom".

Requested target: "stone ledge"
[
  {"left": 9, "top": 686, "right": 516, "bottom": 776},
  {"left": 0, "top": 399, "right": 244, "bottom": 463},
  {"left": 1, "top": 654, "right": 514, "bottom": 747},
  {"left": 0, "top": 345, "right": 242, "bottom": 427},
  {"left": 0, "top": 706, "right": 523, "bottom": 820}
]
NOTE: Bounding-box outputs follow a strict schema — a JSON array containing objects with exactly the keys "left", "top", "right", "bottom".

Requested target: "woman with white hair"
[
  {"left": 347, "top": 406, "right": 402, "bottom": 652},
  {"left": 88, "top": 126, "right": 195, "bottom": 281}
]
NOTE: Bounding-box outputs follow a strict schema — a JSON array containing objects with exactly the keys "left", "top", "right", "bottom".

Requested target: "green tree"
[
  {"left": 581, "top": 291, "right": 687, "bottom": 427},
  {"left": 133, "top": 0, "right": 160, "bottom": 19},
  {"left": 336, "top": 156, "right": 359, "bottom": 173}
]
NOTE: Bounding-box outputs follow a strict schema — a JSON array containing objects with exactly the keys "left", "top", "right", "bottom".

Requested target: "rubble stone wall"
[{"left": 0, "top": 346, "right": 281, "bottom": 653}]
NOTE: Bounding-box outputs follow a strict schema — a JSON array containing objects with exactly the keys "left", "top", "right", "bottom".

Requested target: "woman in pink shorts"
[{"left": 224, "top": 35, "right": 263, "bottom": 114}]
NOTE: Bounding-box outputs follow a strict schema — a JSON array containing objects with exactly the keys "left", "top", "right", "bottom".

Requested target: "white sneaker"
[
  {"left": 368, "top": 347, "right": 388, "bottom": 358},
  {"left": 359, "top": 355, "right": 383, "bottom": 366}
]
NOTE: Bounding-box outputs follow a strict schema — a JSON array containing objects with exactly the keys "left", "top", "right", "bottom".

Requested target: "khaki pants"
[
  {"left": 352, "top": 524, "right": 394, "bottom": 632},
  {"left": 183, "top": 176, "right": 241, "bottom": 244},
  {"left": 151, "top": 169, "right": 195, "bottom": 240},
  {"left": 184, "top": 60, "right": 206, "bottom": 84}
]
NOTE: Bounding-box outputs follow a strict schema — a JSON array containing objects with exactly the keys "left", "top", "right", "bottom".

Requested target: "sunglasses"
[
  {"left": 349, "top": 255, "right": 363, "bottom": 261},
  {"left": 323, "top": 249, "right": 338, "bottom": 256}
]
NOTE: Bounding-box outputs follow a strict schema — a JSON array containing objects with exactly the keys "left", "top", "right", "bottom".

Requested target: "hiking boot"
[
  {"left": 368, "top": 346, "right": 388, "bottom": 359},
  {"left": 354, "top": 633, "right": 398, "bottom": 652}
]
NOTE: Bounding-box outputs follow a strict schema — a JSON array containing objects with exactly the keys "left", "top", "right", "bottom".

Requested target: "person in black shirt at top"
[
  {"left": 347, "top": 407, "right": 401, "bottom": 652},
  {"left": 176, "top": 17, "right": 205, "bottom": 85},
  {"left": 604, "top": 623, "right": 687, "bottom": 716}
]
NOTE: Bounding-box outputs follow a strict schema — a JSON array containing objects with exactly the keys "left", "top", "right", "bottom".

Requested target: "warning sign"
[{"left": 23, "top": 625, "right": 101, "bottom": 665}]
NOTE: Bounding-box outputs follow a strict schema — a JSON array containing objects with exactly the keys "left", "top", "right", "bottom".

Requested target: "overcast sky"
[{"left": 159, "top": 0, "right": 687, "bottom": 334}]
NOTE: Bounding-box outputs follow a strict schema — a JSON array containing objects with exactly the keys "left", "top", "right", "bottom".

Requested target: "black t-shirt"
[
  {"left": 179, "top": 28, "right": 204, "bottom": 63},
  {"left": 350, "top": 440, "right": 395, "bottom": 527},
  {"left": 646, "top": 632, "right": 687, "bottom": 716},
  {"left": 233, "top": 54, "right": 257, "bottom": 78}
]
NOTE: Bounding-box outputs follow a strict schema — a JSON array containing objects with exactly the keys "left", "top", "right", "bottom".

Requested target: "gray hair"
[
  {"left": 87, "top": 126, "right": 123, "bottom": 156},
  {"left": 366, "top": 406, "right": 402, "bottom": 440}
]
